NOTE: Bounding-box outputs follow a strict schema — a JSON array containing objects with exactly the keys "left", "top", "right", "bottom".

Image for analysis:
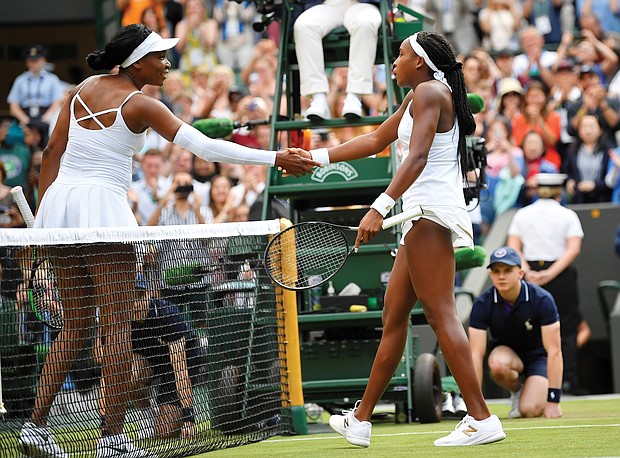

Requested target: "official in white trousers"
[{"left": 293, "top": 0, "right": 382, "bottom": 120}]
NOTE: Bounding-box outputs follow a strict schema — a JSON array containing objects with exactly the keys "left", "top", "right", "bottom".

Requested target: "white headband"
[
  {"left": 408, "top": 33, "right": 451, "bottom": 92},
  {"left": 121, "top": 32, "right": 179, "bottom": 68}
]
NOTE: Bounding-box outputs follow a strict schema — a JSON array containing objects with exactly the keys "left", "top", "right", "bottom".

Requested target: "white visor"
[{"left": 121, "top": 32, "right": 179, "bottom": 68}]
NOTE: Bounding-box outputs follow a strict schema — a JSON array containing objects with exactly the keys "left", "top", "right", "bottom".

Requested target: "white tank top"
[
  {"left": 55, "top": 77, "right": 146, "bottom": 196},
  {"left": 398, "top": 100, "right": 467, "bottom": 211}
]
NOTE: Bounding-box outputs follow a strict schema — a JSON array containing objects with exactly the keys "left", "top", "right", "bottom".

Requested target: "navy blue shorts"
[{"left": 519, "top": 350, "right": 547, "bottom": 379}]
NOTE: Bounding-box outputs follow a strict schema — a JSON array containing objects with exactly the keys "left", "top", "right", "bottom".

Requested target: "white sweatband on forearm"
[
  {"left": 310, "top": 148, "right": 330, "bottom": 165},
  {"left": 173, "top": 123, "right": 276, "bottom": 166},
  {"left": 370, "top": 192, "right": 395, "bottom": 218}
]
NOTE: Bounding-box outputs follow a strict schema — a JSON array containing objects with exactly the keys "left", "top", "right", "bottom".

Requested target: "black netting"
[{"left": 0, "top": 231, "right": 292, "bottom": 457}]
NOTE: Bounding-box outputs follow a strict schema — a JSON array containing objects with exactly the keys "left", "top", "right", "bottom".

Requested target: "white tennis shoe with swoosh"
[
  {"left": 328, "top": 400, "right": 372, "bottom": 447},
  {"left": 434, "top": 414, "right": 506, "bottom": 446},
  {"left": 19, "top": 421, "right": 69, "bottom": 458},
  {"left": 136, "top": 405, "right": 157, "bottom": 440},
  {"left": 96, "top": 433, "right": 156, "bottom": 458}
]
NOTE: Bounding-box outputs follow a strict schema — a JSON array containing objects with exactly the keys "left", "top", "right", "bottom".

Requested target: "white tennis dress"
[
  {"left": 34, "top": 78, "right": 144, "bottom": 228},
  {"left": 397, "top": 100, "right": 474, "bottom": 249}
]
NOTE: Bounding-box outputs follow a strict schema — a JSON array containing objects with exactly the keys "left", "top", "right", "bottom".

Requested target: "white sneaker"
[
  {"left": 342, "top": 94, "right": 362, "bottom": 119},
  {"left": 328, "top": 400, "right": 372, "bottom": 447},
  {"left": 96, "top": 433, "right": 156, "bottom": 458},
  {"left": 509, "top": 387, "right": 523, "bottom": 419},
  {"left": 452, "top": 393, "right": 468, "bottom": 418},
  {"left": 442, "top": 392, "right": 455, "bottom": 416},
  {"left": 306, "top": 97, "right": 331, "bottom": 120},
  {"left": 136, "top": 405, "right": 157, "bottom": 440},
  {"left": 19, "top": 422, "right": 69, "bottom": 458},
  {"left": 434, "top": 414, "right": 506, "bottom": 446}
]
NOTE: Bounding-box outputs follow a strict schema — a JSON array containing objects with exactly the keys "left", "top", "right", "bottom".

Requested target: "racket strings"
[
  {"left": 266, "top": 223, "right": 349, "bottom": 289},
  {"left": 30, "top": 260, "right": 63, "bottom": 329}
]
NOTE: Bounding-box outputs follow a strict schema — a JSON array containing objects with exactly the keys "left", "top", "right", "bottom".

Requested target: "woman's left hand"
[{"left": 354, "top": 209, "right": 384, "bottom": 251}]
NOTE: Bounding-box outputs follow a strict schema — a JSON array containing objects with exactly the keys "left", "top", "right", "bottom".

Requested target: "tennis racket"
[
  {"left": 264, "top": 205, "right": 424, "bottom": 291},
  {"left": 11, "top": 186, "right": 63, "bottom": 330}
]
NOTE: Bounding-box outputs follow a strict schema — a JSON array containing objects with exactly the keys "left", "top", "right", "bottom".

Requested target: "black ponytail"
[
  {"left": 415, "top": 31, "right": 476, "bottom": 178},
  {"left": 86, "top": 24, "right": 152, "bottom": 71}
]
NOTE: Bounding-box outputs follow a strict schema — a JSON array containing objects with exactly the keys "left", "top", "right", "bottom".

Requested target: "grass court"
[{"left": 204, "top": 395, "right": 620, "bottom": 458}]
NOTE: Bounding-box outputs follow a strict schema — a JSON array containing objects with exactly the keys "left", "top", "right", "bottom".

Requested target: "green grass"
[
  {"left": 202, "top": 397, "right": 620, "bottom": 458},
  {"left": 3, "top": 397, "right": 619, "bottom": 457}
]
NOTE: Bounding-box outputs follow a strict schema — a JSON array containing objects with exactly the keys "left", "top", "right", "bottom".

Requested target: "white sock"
[{"left": 312, "top": 93, "right": 327, "bottom": 104}]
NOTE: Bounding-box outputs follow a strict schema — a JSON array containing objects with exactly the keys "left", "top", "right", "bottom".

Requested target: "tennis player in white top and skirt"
[
  {"left": 294, "top": 31, "right": 506, "bottom": 448},
  {"left": 20, "top": 24, "right": 319, "bottom": 458}
]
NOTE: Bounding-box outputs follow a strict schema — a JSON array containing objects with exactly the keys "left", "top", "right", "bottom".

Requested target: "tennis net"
[{"left": 0, "top": 220, "right": 293, "bottom": 457}]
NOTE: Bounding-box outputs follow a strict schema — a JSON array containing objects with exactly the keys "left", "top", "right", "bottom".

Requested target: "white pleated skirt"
[{"left": 34, "top": 181, "right": 137, "bottom": 228}]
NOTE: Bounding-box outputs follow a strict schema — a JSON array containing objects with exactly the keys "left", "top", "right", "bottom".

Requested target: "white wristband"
[
  {"left": 310, "top": 148, "right": 330, "bottom": 165},
  {"left": 370, "top": 193, "right": 395, "bottom": 218}
]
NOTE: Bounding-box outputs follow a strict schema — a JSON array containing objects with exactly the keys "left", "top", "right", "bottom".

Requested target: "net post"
[{"left": 276, "top": 218, "right": 307, "bottom": 434}]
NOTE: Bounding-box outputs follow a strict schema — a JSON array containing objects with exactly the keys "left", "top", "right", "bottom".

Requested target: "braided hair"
[
  {"left": 415, "top": 31, "right": 475, "bottom": 177},
  {"left": 86, "top": 24, "right": 152, "bottom": 71}
]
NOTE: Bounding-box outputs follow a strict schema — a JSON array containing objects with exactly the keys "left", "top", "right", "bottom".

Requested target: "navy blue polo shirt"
[{"left": 469, "top": 280, "right": 559, "bottom": 354}]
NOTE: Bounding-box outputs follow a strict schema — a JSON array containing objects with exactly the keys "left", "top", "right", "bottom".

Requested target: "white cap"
[
  {"left": 121, "top": 32, "right": 179, "bottom": 68},
  {"left": 535, "top": 173, "right": 567, "bottom": 187}
]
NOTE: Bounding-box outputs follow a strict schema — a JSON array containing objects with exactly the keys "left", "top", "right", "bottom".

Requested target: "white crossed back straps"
[{"left": 72, "top": 80, "right": 142, "bottom": 129}]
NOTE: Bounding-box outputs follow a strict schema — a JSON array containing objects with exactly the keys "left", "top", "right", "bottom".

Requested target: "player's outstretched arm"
[{"left": 136, "top": 96, "right": 320, "bottom": 176}]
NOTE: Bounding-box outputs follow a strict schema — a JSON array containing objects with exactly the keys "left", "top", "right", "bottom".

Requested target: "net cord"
[{"left": 0, "top": 220, "right": 281, "bottom": 246}]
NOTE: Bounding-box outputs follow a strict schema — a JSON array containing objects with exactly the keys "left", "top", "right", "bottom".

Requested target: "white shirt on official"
[{"left": 507, "top": 198, "right": 584, "bottom": 261}]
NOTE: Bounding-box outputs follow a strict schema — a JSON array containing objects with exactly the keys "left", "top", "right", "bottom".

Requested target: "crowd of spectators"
[{"left": 2, "top": 0, "right": 620, "bottom": 234}]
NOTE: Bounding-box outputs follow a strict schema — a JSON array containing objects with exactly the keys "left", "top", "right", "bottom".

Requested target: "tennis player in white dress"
[
  {"left": 34, "top": 81, "right": 144, "bottom": 228},
  {"left": 20, "top": 24, "right": 319, "bottom": 458},
  {"left": 297, "top": 31, "right": 505, "bottom": 448}
]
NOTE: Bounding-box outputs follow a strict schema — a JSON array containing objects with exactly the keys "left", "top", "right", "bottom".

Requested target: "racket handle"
[
  {"left": 10, "top": 186, "right": 35, "bottom": 228},
  {"left": 382, "top": 205, "right": 423, "bottom": 230}
]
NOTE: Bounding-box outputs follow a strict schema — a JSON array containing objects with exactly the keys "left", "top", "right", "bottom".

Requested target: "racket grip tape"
[
  {"left": 10, "top": 186, "right": 35, "bottom": 228},
  {"left": 382, "top": 205, "right": 423, "bottom": 230}
]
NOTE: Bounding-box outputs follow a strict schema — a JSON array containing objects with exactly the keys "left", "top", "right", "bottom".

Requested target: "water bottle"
[
  {"left": 327, "top": 281, "right": 336, "bottom": 296},
  {"left": 308, "top": 275, "right": 323, "bottom": 311}
]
